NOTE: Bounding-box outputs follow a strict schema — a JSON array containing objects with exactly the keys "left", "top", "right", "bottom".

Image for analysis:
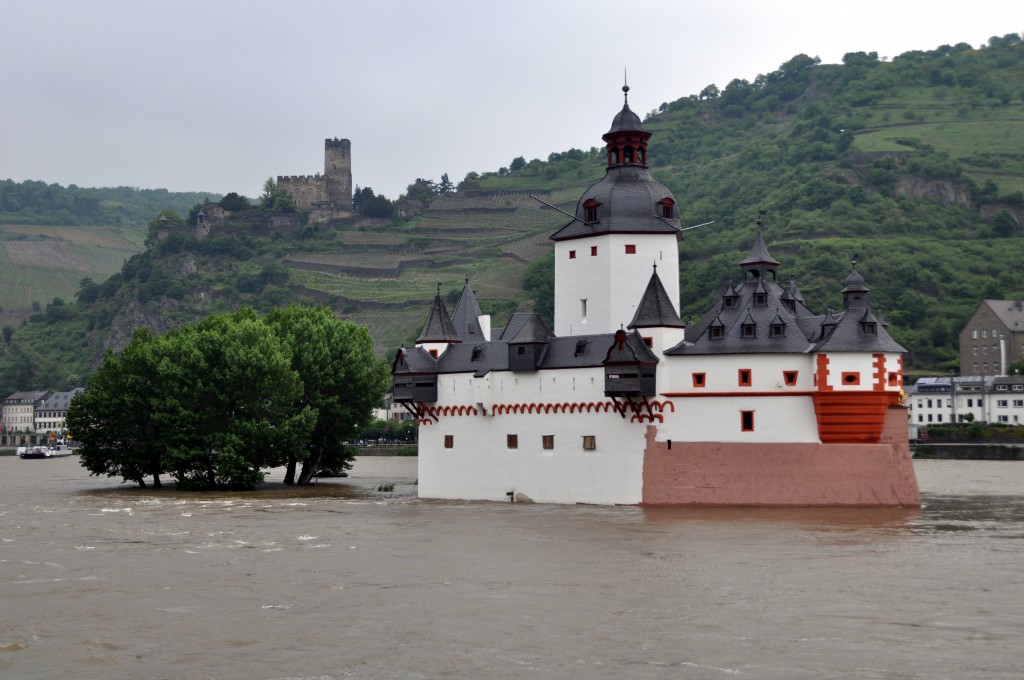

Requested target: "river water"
[{"left": 1, "top": 456, "right": 1022, "bottom": 680}]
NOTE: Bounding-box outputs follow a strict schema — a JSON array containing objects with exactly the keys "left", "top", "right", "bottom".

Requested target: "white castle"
[{"left": 392, "top": 86, "right": 920, "bottom": 507}]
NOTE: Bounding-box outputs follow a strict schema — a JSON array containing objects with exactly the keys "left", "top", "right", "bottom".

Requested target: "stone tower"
[
  {"left": 276, "top": 138, "right": 353, "bottom": 223},
  {"left": 324, "top": 138, "right": 352, "bottom": 209}
]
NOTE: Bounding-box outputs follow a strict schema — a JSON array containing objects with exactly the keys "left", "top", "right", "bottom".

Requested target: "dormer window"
[
  {"left": 783, "top": 299, "right": 796, "bottom": 313},
  {"left": 770, "top": 322, "right": 786, "bottom": 338},
  {"left": 723, "top": 296, "right": 735, "bottom": 309},
  {"left": 584, "top": 198, "right": 601, "bottom": 224},
  {"left": 709, "top": 326, "right": 724, "bottom": 340},
  {"left": 574, "top": 339, "right": 588, "bottom": 357},
  {"left": 753, "top": 292, "right": 767, "bottom": 306},
  {"left": 741, "top": 323, "right": 756, "bottom": 338},
  {"left": 659, "top": 198, "right": 675, "bottom": 219},
  {"left": 863, "top": 322, "right": 877, "bottom": 335}
]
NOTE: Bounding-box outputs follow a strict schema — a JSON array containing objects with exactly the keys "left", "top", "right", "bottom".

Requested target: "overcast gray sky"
[{"left": 1, "top": 0, "right": 1018, "bottom": 200}]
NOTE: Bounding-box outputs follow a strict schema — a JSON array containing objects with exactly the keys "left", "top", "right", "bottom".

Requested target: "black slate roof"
[
  {"left": 628, "top": 268, "right": 684, "bottom": 329},
  {"left": 391, "top": 346, "right": 439, "bottom": 374},
  {"left": 431, "top": 332, "right": 623, "bottom": 376},
  {"left": 606, "top": 99, "right": 646, "bottom": 135},
  {"left": 451, "top": 280, "right": 486, "bottom": 341},
  {"left": 810, "top": 306, "right": 906, "bottom": 353},
  {"left": 508, "top": 314, "right": 554, "bottom": 344},
  {"left": 416, "top": 292, "right": 460, "bottom": 343},
  {"left": 550, "top": 166, "right": 680, "bottom": 241}
]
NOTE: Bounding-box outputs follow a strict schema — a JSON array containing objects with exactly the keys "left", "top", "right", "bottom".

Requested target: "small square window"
[
  {"left": 625, "top": 244, "right": 636, "bottom": 254},
  {"left": 591, "top": 246, "right": 598, "bottom": 256},
  {"left": 569, "top": 250, "right": 576, "bottom": 259},
  {"left": 842, "top": 372, "right": 860, "bottom": 386},
  {"left": 741, "top": 410, "right": 755, "bottom": 432},
  {"left": 738, "top": 369, "right": 752, "bottom": 386},
  {"left": 643, "top": 336, "right": 653, "bottom": 348},
  {"left": 692, "top": 372, "right": 706, "bottom": 387},
  {"left": 888, "top": 372, "right": 899, "bottom": 387},
  {"left": 444, "top": 435, "right": 454, "bottom": 449},
  {"left": 428, "top": 349, "right": 439, "bottom": 359},
  {"left": 507, "top": 434, "right": 518, "bottom": 449},
  {"left": 542, "top": 435, "right": 554, "bottom": 450},
  {"left": 783, "top": 371, "right": 798, "bottom": 386},
  {"left": 582, "top": 435, "right": 596, "bottom": 451}
]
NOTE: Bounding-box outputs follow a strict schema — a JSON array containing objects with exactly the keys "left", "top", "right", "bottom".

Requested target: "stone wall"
[{"left": 641, "top": 408, "right": 920, "bottom": 507}]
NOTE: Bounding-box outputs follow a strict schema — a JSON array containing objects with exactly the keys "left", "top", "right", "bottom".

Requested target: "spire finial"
[
  {"left": 623, "top": 68, "right": 629, "bottom": 104},
  {"left": 465, "top": 276, "right": 469, "bottom": 285},
  {"left": 437, "top": 282, "right": 442, "bottom": 295},
  {"left": 851, "top": 253, "right": 859, "bottom": 268}
]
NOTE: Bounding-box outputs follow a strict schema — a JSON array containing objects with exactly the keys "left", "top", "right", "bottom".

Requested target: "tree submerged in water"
[{"left": 67, "top": 306, "right": 388, "bottom": 490}]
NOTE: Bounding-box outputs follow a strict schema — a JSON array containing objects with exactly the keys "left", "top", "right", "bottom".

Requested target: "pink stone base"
[{"left": 642, "top": 408, "right": 920, "bottom": 507}]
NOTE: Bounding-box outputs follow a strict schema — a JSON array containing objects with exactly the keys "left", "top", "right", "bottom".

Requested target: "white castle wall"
[
  {"left": 418, "top": 410, "right": 645, "bottom": 505},
  {"left": 554, "top": 233, "right": 679, "bottom": 336}
]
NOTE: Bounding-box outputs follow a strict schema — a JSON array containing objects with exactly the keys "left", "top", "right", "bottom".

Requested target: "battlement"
[
  {"left": 273, "top": 137, "right": 352, "bottom": 223},
  {"left": 278, "top": 174, "right": 323, "bottom": 182}
]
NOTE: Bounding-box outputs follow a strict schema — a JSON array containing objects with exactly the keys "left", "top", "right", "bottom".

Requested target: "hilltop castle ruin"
[{"left": 277, "top": 138, "right": 353, "bottom": 224}]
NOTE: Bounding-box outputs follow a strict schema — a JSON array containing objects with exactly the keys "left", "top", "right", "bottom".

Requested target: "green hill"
[{"left": 1, "top": 34, "right": 1023, "bottom": 396}]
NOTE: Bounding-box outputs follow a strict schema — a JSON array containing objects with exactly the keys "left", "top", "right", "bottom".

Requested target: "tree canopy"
[{"left": 67, "top": 306, "right": 387, "bottom": 490}]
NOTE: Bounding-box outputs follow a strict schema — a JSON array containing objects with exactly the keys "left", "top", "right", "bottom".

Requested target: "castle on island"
[
  {"left": 391, "top": 85, "right": 920, "bottom": 507},
  {"left": 276, "top": 138, "right": 353, "bottom": 224}
]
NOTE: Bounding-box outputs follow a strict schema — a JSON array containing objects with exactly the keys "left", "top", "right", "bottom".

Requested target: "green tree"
[
  {"left": 266, "top": 306, "right": 390, "bottom": 485},
  {"left": 162, "top": 309, "right": 314, "bottom": 490},
  {"left": 220, "top": 192, "right": 250, "bottom": 212},
  {"left": 2, "top": 326, "right": 12, "bottom": 344},
  {"left": 69, "top": 329, "right": 168, "bottom": 487},
  {"left": 69, "top": 310, "right": 319, "bottom": 491},
  {"left": 437, "top": 173, "right": 455, "bottom": 196},
  {"left": 76, "top": 277, "right": 99, "bottom": 304},
  {"left": 260, "top": 177, "right": 296, "bottom": 212},
  {"left": 359, "top": 194, "right": 395, "bottom": 219},
  {"left": 143, "top": 209, "right": 185, "bottom": 247}
]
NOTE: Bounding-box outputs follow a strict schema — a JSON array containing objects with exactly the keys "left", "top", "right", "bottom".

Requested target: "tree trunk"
[
  {"left": 283, "top": 457, "right": 297, "bottom": 485},
  {"left": 151, "top": 474, "right": 162, "bottom": 489},
  {"left": 296, "top": 452, "right": 322, "bottom": 486}
]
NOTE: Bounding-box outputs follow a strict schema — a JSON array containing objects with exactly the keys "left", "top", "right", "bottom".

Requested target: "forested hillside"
[{"left": 1, "top": 34, "right": 1022, "bottom": 396}]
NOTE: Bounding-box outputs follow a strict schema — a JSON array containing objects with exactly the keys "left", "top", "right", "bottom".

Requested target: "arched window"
[{"left": 583, "top": 198, "right": 601, "bottom": 224}]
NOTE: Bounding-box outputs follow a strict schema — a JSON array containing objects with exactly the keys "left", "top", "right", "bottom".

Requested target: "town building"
[
  {"left": 959, "top": 299, "right": 1024, "bottom": 376},
  {"left": 392, "top": 86, "right": 919, "bottom": 507},
  {"left": 2, "top": 391, "right": 50, "bottom": 435},
  {"left": 908, "top": 374, "right": 1024, "bottom": 426},
  {"left": 33, "top": 388, "right": 83, "bottom": 436}
]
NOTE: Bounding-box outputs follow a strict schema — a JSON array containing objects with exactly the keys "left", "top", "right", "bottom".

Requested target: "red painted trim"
[
  {"left": 816, "top": 354, "right": 832, "bottom": 391},
  {"left": 872, "top": 353, "right": 886, "bottom": 391},
  {"left": 812, "top": 391, "right": 890, "bottom": 442}
]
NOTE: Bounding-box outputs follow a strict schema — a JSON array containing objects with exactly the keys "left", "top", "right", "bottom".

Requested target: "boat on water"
[{"left": 18, "top": 445, "right": 72, "bottom": 459}]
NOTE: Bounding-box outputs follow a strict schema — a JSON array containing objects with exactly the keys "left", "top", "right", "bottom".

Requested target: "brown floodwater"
[{"left": 1, "top": 456, "right": 1022, "bottom": 679}]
